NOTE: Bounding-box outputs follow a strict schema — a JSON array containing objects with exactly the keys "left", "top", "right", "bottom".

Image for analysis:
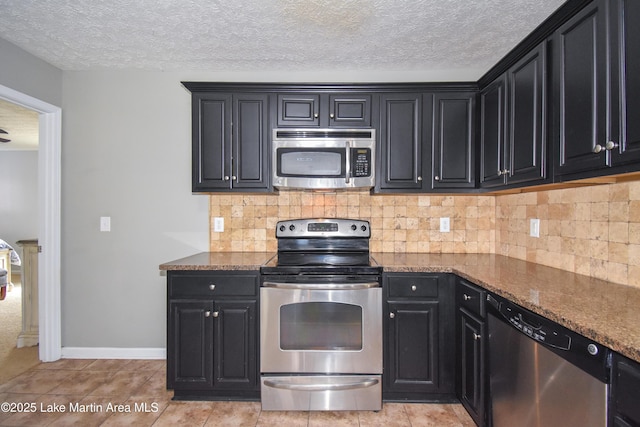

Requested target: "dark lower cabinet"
[
  {"left": 456, "top": 278, "right": 487, "bottom": 427},
  {"left": 383, "top": 273, "right": 455, "bottom": 401},
  {"left": 167, "top": 271, "right": 259, "bottom": 400},
  {"left": 610, "top": 352, "right": 640, "bottom": 427}
]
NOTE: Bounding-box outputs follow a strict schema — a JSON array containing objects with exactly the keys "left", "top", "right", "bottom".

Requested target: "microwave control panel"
[{"left": 351, "top": 148, "right": 371, "bottom": 177}]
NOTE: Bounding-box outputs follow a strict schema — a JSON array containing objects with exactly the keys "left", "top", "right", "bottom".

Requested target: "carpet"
[{"left": 0, "top": 274, "right": 40, "bottom": 384}]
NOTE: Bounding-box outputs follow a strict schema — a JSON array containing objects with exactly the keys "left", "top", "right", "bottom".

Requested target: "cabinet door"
[
  {"left": 192, "top": 93, "right": 232, "bottom": 190},
  {"left": 610, "top": 0, "right": 640, "bottom": 166},
  {"left": 554, "top": 0, "right": 608, "bottom": 176},
  {"left": 507, "top": 43, "right": 547, "bottom": 185},
  {"left": 277, "top": 94, "right": 320, "bottom": 127},
  {"left": 385, "top": 301, "right": 439, "bottom": 393},
  {"left": 213, "top": 300, "right": 258, "bottom": 391},
  {"left": 480, "top": 76, "right": 508, "bottom": 188},
  {"left": 328, "top": 94, "right": 373, "bottom": 127},
  {"left": 610, "top": 353, "right": 640, "bottom": 427},
  {"left": 168, "top": 300, "right": 214, "bottom": 390},
  {"left": 232, "top": 94, "right": 270, "bottom": 190},
  {"left": 378, "top": 93, "right": 429, "bottom": 191},
  {"left": 459, "top": 310, "right": 486, "bottom": 427},
  {"left": 431, "top": 92, "right": 475, "bottom": 189}
]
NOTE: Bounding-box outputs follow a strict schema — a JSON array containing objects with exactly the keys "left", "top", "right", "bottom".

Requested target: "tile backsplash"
[{"left": 210, "top": 180, "right": 640, "bottom": 288}]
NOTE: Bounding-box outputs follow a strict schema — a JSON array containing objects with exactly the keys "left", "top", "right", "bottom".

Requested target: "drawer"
[
  {"left": 387, "top": 275, "right": 439, "bottom": 298},
  {"left": 458, "top": 279, "right": 485, "bottom": 317},
  {"left": 169, "top": 272, "right": 258, "bottom": 298}
]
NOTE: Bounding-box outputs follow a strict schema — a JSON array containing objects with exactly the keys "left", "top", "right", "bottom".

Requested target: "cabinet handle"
[
  {"left": 212, "top": 311, "right": 219, "bottom": 318},
  {"left": 224, "top": 175, "right": 230, "bottom": 181},
  {"left": 606, "top": 141, "right": 618, "bottom": 151},
  {"left": 232, "top": 175, "right": 237, "bottom": 181},
  {"left": 411, "top": 285, "right": 417, "bottom": 291},
  {"left": 204, "top": 311, "right": 211, "bottom": 317},
  {"left": 314, "top": 113, "right": 319, "bottom": 118},
  {"left": 330, "top": 113, "right": 335, "bottom": 119},
  {"left": 593, "top": 144, "right": 605, "bottom": 154},
  {"left": 434, "top": 176, "right": 439, "bottom": 181},
  {"left": 209, "top": 284, "right": 216, "bottom": 291},
  {"left": 473, "top": 333, "right": 481, "bottom": 340},
  {"left": 502, "top": 169, "right": 510, "bottom": 175},
  {"left": 389, "top": 312, "right": 395, "bottom": 319},
  {"left": 463, "top": 294, "right": 472, "bottom": 301},
  {"left": 417, "top": 176, "right": 423, "bottom": 181}
]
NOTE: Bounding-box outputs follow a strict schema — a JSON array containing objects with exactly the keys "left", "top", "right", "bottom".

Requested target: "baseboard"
[{"left": 61, "top": 347, "right": 166, "bottom": 359}]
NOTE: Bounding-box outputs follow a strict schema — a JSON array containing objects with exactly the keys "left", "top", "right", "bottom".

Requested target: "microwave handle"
[{"left": 345, "top": 140, "right": 351, "bottom": 184}]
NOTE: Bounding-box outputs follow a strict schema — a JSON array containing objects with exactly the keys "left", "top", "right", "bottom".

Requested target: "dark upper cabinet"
[
  {"left": 481, "top": 42, "right": 547, "bottom": 189},
  {"left": 191, "top": 92, "right": 270, "bottom": 192},
  {"left": 554, "top": 0, "right": 640, "bottom": 179},
  {"left": 276, "top": 93, "right": 373, "bottom": 128},
  {"left": 609, "top": 0, "right": 640, "bottom": 167},
  {"left": 553, "top": 0, "right": 608, "bottom": 176},
  {"left": 430, "top": 92, "right": 476, "bottom": 190},
  {"left": 377, "top": 93, "right": 431, "bottom": 192}
]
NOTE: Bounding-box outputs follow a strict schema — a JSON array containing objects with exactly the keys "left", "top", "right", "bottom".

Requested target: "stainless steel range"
[{"left": 260, "top": 218, "right": 383, "bottom": 411}]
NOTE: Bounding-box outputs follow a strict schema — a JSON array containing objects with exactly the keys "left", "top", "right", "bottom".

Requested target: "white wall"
[{"left": 0, "top": 151, "right": 39, "bottom": 254}]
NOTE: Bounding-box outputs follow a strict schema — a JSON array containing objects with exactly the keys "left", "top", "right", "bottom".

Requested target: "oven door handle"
[
  {"left": 264, "top": 378, "right": 379, "bottom": 392},
  {"left": 262, "top": 281, "right": 379, "bottom": 290}
]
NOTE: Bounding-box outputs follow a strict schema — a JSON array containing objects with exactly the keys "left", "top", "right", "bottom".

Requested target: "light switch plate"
[
  {"left": 440, "top": 217, "right": 450, "bottom": 233},
  {"left": 214, "top": 217, "right": 224, "bottom": 232},
  {"left": 530, "top": 218, "right": 540, "bottom": 238},
  {"left": 100, "top": 216, "right": 111, "bottom": 232}
]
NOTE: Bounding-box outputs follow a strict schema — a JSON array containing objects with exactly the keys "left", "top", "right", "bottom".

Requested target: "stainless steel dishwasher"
[{"left": 487, "top": 292, "right": 610, "bottom": 427}]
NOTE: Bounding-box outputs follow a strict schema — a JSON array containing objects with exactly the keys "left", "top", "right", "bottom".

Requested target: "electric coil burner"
[{"left": 259, "top": 218, "right": 383, "bottom": 411}]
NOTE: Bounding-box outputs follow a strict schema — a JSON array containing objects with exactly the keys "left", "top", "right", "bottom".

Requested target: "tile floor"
[{"left": 0, "top": 359, "right": 476, "bottom": 426}]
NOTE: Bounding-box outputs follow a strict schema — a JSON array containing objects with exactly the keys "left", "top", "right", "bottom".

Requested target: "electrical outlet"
[
  {"left": 440, "top": 217, "right": 450, "bottom": 233},
  {"left": 100, "top": 216, "right": 111, "bottom": 232},
  {"left": 530, "top": 218, "right": 540, "bottom": 238},
  {"left": 214, "top": 217, "right": 224, "bottom": 232}
]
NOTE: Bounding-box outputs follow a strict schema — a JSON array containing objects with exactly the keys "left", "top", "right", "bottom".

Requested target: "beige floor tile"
[
  {"left": 47, "top": 370, "right": 115, "bottom": 396},
  {"left": 309, "top": 410, "right": 360, "bottom": 427},
  {"left": 450, "top": 403, "right": 477, "bottom": 427},
  {"left": 100, "top": 397, "right": 169, "bottom": 427},
  {"left": 84, "top": 359, "right": 133, "bottom": 372},
  {"left": 0, "top": 392, "right": 40, "bottom": 424},
  {"left": 88, "top": 370, "right": 154, "bottom": 397},
  {"left": 0, "top": 394, "right": 83, "bottom": 426},
  {"left": 5, "top": 369, "right": 72, "bottom": 394},
  {"left": 152, "top": 400, "right": 214, "bottom": 427},
  {"left": 34, "top": 358, "right": 97, "bottom": 371},
  {"left": 256, "top": 410, "right": 309, "bottom": 427},
  {"left": 118, "top": 359, "right": 165, "bottom": 372},
  {"left": 403, "top": 403, "right": 465, "bottom": 427},
  {"left": 204, "top": 401, "right": 261, "bottom": 426},
  {"left": 130, "top": 371, "right": 173, "bottom": 401},
  {"left": 46, "top": 396, "right": 127, "bottom": 427},
  {"left": 357, "top": 403, "right": 411, "bottom": 427}
]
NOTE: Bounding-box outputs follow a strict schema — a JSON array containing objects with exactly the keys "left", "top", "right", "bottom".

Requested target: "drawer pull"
[
  {"left": 209, "top": 284, "right": 216, "bottom": 291},
  {"left": 473, "top": 333, "right": 481, "bottom": 340},
  {"left": 411, "top": 285, "right": 417, "bottom": 292},
  {"left": 463, "top": 294, "right": 473, "bottom": 301},
  {"left": 204, "top": 311, "right": 211, "bottom": 317},
  {"left": 389, "top": 312, "right": 395, "bottom": 319},
  {"left": 212, "top": 311, "right": 219, "bottom": 318}
]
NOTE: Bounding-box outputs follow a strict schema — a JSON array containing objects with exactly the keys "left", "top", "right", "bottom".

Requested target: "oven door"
[{"left": 260, "top": 281, "right": 382, "bottom": 374}]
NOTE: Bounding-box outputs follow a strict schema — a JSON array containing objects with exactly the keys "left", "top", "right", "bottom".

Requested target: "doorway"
[{"left": 0, "top": 84, "right": 61, "bottom": 362}]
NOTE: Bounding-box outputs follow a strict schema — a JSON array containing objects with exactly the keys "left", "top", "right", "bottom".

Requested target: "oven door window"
[
  {"left": 280, "top": 302, "right": 362, "bottom": 351},
  {"left": 278, "top": 148, "right": 345, "bottom": 177}
]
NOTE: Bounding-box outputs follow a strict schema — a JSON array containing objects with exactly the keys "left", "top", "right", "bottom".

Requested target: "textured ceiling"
[{"left": 0, "top": 0, "right": 566, "bottom": 75}]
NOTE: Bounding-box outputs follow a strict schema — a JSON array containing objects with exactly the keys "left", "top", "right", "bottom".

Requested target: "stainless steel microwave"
[{"left": 272, "top": 129, "right": 376, "bottom": 190}]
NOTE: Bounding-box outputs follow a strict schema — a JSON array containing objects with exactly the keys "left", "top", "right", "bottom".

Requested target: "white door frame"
[{"left": 0, "top": 84, "right": 62, "bottom": 361}]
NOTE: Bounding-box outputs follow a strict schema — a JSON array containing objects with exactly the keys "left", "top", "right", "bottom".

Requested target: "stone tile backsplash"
[{"left": 209, "top": 180, "right": 640, "bottom": 287}]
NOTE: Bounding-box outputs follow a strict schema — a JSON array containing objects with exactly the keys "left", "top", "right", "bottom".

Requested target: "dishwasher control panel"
[{"left": 499, "top": 303, "right": 572, "bottom": 350}]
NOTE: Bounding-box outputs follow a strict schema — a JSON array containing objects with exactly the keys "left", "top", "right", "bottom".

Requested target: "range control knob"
[
  {"left": 587, "top": 343, "right": 599, "bottom": 356},
  {"left": 361, "top": 225, "right": 367, "bottom": 232},
  {"left": 279, "top": 225, "right": 286, "bottom": 232},
  {"left": 351, "top": 224, "right": 357, "bottom": 231},
  {"left": 289, "top": 224, "right": 296, "bottom": 231}
]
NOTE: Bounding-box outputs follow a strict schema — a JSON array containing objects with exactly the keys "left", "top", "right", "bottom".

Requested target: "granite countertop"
[{"left": 160, "top": 251, "right": 640, "bottom": 363}]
